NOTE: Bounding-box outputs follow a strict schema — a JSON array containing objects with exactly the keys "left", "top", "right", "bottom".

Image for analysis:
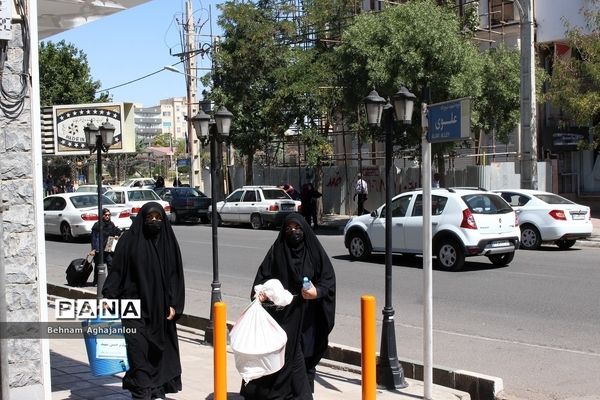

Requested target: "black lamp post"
[
  {"left": 84, "top": 120, "right": 115, "bottom": 298},
  {"left": 191, "top": 105, "right": 233, "bottom": 345},
  {"left": 364, "top": 86, "right": 415, "bottom": 390}
]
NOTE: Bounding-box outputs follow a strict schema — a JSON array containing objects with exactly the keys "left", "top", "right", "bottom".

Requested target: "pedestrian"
[
  {"left": 155, "top": 176, "right": 165, "bottom": 189},
  {"left": 432, "top": 172, "right": 441, "bottom": 188},
  {"left": 172, "top": 178, "right": 182, "bottom": 187},
  {"left": 44, "top": 174, "right": 54, "bottom": 196},
  {"left": 283, "top": 184, "right": 301, "bottom": 200},
  {"left": 353, "top": 173, "right": 368, "bottom": 215},
  {"left": 300, "top": 182, "right": 322, "bottom": 229},
  {"left": 241, "top": 213, "right": 336, "bottom": 400},
  {"left": 89, "top": 208, "right": 121, "bottom": 286},
  {"left": 102, "top": 202, "right": 185, "bottom": 400}
]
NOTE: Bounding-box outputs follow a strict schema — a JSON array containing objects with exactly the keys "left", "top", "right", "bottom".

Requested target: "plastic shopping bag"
[{"left": 230, "top": 299, "right": 288, "bottom": 383}]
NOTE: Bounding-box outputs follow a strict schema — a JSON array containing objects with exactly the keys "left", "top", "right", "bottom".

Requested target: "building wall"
[{"left": 1, "top": 13, "right": 51, "bottom": 400}]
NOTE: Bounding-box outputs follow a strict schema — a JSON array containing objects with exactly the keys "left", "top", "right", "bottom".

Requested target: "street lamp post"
[
  {"left": 191, "top": 105, "right": 233, "bottom": 345},
  {"left": 84, "top": 120, "right": 115, "bottom": 298},
  {"left": 364, "top": 86, "right": 415, "bottom": 390}
]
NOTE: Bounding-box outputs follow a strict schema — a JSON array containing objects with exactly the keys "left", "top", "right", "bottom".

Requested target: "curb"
[{"left": 47, "top": 283, "right": 502, "bottom": 400}]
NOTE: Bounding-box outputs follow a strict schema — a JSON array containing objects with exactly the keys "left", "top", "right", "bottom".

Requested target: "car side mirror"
[{"left": 370, "top": 210, "right": 378, "bottom": 218}]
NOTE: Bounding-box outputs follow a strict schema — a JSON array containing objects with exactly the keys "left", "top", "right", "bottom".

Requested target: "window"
[
  {"left": 226, "top": 190, "right": 244, "bottom": 202},
  {"left": 242, "top": 190, "right": 257, "bottom": 202},
  {"left": 381, "top": 195, "right": 412, "bottom": 218},
  {"left": 489, "top": 0, "right": 514, "bottom": 25},
  {"left": 411, "top": 195, "right": 448, "bottom": 216},
  {"left": 463, "top": 194, "right": 512, "bottom": 214},
  {"left": 263, "top": 189, "right": 288, "bottom": 200}
]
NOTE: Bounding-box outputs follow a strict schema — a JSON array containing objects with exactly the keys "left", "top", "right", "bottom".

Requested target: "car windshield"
[
  {"left": 263, "top": 189, "right": 290, "bottom": 200},
  {"left": 69, "top": 195, "right": 116, "bottom": 209},
  {"left": 534, "top": 193, "right": 574, "bottom": 205},
  {"left": 462, "top": 194, "right": 513, "bottom": 214}
]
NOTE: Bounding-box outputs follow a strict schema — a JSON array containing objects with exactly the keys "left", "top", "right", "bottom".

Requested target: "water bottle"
[{"left": 302, "top": 277, "right": 313, "bottom": 290}]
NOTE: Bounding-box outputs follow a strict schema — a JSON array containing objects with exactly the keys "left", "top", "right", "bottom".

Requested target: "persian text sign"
[{"left": 426, "top": 98, "right": 471, "bottom": 143}]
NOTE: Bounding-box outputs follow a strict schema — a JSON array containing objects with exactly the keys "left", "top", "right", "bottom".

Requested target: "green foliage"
[
  {"left": 212, "top": 1, "right": 297, "bottom": 175},
  {"left": 39, "top": 40, "right": 111, "bottom": 106},
  {"left": 475, "top": 45, "right": 521, "bottom": 144},
  {"left": 546, "top": 0, "right": 600, "bottom": 149},
  {"left": 336, "top": 0, "right": 484, "bottom": 159}
]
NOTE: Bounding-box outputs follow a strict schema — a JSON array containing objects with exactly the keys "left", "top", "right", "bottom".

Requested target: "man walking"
[{"left": 354, "top": 173, "right": 368, "bottom": 215}]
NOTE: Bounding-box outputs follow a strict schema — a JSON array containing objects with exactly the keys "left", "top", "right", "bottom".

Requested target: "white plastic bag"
[
  {"left": 230, "top": 299, "right": 288, "bottom": 383},
  {"left": 253, "top": 279, "right": 293, "bottom": 307}
]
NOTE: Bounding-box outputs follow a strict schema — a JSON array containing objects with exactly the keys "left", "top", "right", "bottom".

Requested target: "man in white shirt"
[{"left": 354, "top": 173, "right": 368, "bottom": 215}]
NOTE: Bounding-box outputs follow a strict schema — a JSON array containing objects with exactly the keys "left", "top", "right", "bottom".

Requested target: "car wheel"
[
  {"left": 200, "top": 215, "right": 210, "bottom": 224},
  {"left": 488, "top": 252, "right": 515, "bottom": 266},
  {"left": 208, "top": 212, "right": 222, "bottom": 226},
  {"left": 60, "top": 222, "right": 74, "bottom": 242},
  {"left": 520, "top": 224, "right": 541, "bottom": 250},
  {"left": 555, "top": 239, "right": 576, "bottom": 250},
  {"left": 170, "top": 210, "right": 180, "bottom": 225},
  {"left": 347, "top": 231, "right": 371, "bottom": 261},
  {"left": 435, "top": 239, "right": 465, "bottom": 271},
  {"left": 250, "top": 214, "right": 263, "bottom": 230}
]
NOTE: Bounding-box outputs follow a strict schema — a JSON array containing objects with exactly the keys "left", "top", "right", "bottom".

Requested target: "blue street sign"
[
  {"left": 176, "top": 159, "right": 190, "bottom": 167},
  {"left": 426, "top": 98, "right": 471, "bottom": 143}
]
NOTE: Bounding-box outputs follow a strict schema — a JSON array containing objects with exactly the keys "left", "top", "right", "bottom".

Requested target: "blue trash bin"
[{"left": 82, "top": 318, "right": 129, "bottom": 376}]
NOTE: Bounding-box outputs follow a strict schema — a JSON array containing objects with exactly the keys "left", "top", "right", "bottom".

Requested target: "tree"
[
  {"left": 336, "top": 0, "right": 484, "bottom": 175},
  {"left": 546, "top": 0, "right": 600, "bottom": 149},
  {"left": 213, "top": 1, "right": 298, "bottom": 184},
  {"left": 39, "top": 40, "right": 111, "bottom": 106},
  {"left": 475, "top": 45, "right": 521, "bottom": 145}
]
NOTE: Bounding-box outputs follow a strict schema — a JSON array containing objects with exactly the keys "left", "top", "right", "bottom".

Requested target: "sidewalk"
[{"left": 48, "top": 299, "right": 470, "bottom": 400}]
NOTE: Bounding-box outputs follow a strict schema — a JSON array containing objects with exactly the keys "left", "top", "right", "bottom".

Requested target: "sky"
[{"left": 44, "top": 0, "right": 222, "bottom": 107}]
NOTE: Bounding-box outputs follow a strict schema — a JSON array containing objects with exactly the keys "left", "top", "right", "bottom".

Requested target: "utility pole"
[
  {"left": 185, "top": 0, "right": 201, "bottom": 190},
  {"left": 516, "top": 0, "right": 537, "bottom": 189}
]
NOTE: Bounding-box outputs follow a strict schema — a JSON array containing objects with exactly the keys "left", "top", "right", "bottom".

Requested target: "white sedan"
[
  {"left": 104, "top": 187, "right": 171, "bottom": 219},
  {"left": 43, "top": 193, "right": 132, "bottom": 242},
  {"left": 494, "top": 189, "right": 593, "bottom": 250}
]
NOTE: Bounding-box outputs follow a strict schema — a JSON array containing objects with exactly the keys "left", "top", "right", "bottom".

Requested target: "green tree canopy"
[
  {"left": 39, "top": 40, "right": 111, "bottom": 106},
  {"left": 546, "top": 0, "right": 600, "bottom": 148},
  {"left": 335, "top": 0, "right": 484, "bottom": 171}
]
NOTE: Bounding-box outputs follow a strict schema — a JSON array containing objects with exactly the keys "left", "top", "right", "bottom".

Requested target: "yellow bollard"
[
  {"left": 213, "top": 302, "right": 227, "bottom": 400},
  {"left": 361, "top": 295, "right": 376, "bottom": 400}
]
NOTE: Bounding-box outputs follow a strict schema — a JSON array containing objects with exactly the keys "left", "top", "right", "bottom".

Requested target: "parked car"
[
  {"left": 209, "top": 185, "right": 301, "bottom": 229},
  {"left": 120, "top": 178, "right": 156, "bottom": 189},
  {"left": 43, "top": 193, "right": 132, "bottom": 242},
  {"left": 104, "top": 187, "right": 171, "bottom": 219},
  {"left": 75, "top": 185, "right": 112, "bottom": 194},
  {"left": 343, "top": 188, "right": 520, "bottom": 271},
  {"left": 493, "top": 189, "right": 592, "bottom": 250},
  {"left": 154, "top": 187, "right": 211, "bottom": 224}
]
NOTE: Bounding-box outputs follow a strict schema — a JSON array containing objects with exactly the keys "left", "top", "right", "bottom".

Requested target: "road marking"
[{"left": 400, "top": 323, "right": 600, "bottom": 358}]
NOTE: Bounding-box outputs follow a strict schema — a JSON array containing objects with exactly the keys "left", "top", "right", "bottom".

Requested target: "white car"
[
  {"left": 43, "top": 193, "right": 132, "bottom": 242},
  {"left": 343, "top": 188, "right": 521, "bottom": 271},
  {"left": 121, "top": 178, "right": 156, "bottom": 189},
  {"left": 75, "top": 184, "right": 113, "bottom": 194},
  {"left": 104, "top": 187, "right": 171, "bottom": 219},
  {"left": 209, "top": 185, "right": 301, "bottom": 229},
  {"left": 494, "top": 189, "right": 593, "bottom": 250}
]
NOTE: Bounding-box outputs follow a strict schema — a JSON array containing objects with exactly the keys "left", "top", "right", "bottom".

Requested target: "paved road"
[{"left": 44, "top": 224, "right": 600, "bottom": 400}]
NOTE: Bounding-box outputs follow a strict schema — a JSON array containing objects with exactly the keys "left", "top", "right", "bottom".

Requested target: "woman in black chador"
[
  {"left": 103, "top": 202, "right": 185, "bottom": 400},
  {"left": 241, "top": 213, "right": 336, "bottom": 400}
]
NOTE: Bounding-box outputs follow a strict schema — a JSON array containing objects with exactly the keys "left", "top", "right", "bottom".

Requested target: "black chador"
[
  {"left": 241, "top": 213, "right": 336, "bottom": 400},
  {"left": 103, "top": 202, "right": 185, "bottom": 400}
]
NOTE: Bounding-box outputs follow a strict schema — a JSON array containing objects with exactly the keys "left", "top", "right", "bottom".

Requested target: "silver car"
[
  {"left": 43, "top": 193, "right": 132, "bottom": 242},
  {"left": 210, "top": 186, "right": 300, "bottom": 229}
]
